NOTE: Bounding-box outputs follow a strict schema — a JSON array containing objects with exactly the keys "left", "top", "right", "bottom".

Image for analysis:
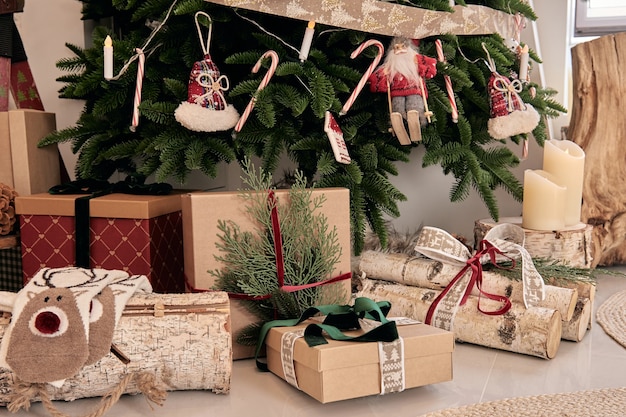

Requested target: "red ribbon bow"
[{"left": 425, "top": 240, "right": 513, "bottom": 325}]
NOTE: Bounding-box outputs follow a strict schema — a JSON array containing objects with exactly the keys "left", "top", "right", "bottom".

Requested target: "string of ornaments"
[{"left": 108, "top": 7, "right": 538, "bottom": 164}]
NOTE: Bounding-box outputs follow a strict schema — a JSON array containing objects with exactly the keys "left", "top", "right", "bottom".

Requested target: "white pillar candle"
[
  {"left": 104, "top": 35, "right": 113, "bottom": 80},
  {"left": 522, "top": 169, "right": 567, "bottom": 231},
  {"left": 542, "top": 139, "right": 585, "bottom": 226},
  {"left": 299, "top": 21, "right": 315, "bottom": 62}
]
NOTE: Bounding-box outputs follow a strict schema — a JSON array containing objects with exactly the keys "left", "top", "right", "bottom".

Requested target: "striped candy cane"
[
  {"left": 130, "top": 48, "right": 145, "bottom": 132},
  {"left": 234, "top": 50, "right": 279, "bottom": 133},
  {"left": 339, "top": 39, "right": 384, "bottom": 116},
  {"left": 435, "top": 39, "right": 458, "bottom": 123}
]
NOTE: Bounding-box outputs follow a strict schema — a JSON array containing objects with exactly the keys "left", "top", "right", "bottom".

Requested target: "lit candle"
[
  {"left": 542, "top": 139, "right": 585, "bottom": 226},
  {"left": 518, "top": 44, "right": 529, "bottom": 82},
  {"left": 299, "top": 21, "right": 315, "bottom": 62},
  {"left": 521, "top": 170, "right": 567, "bottom": 231},
  {"left": 104, "top": 35, "right": 113, "bottom": 80}
]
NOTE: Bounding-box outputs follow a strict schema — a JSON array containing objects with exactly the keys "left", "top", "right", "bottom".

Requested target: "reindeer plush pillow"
[{"left": 0, "top": 267, "right": 152, "bottom": 386}]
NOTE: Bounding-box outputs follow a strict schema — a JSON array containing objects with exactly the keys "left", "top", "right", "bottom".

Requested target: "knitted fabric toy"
[
  {"left": 174, "top": 12, "right": 239, "bottom": 132},
  {"left": 0, "top": 267, "right": 152, "bottom": 386},
  {"left": 368, "top": 37, "right": 437, "bottom": 144},
  {"left": 483, "top": 45, "right": 539, "bottom": 139}
]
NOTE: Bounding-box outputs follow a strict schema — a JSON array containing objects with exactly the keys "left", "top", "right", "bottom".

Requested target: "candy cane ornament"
[
  {"left": 233, "top": 50, "right": 279, "bottom": 133},
  {"left": 130, "top": 48, "right": 145, "bottom": 132},
  {"left": 434, "top": 39, "right": 458, "bottom": 123},
  {"left": 339, "top": 39, "right": 384, "bottom": 116}
]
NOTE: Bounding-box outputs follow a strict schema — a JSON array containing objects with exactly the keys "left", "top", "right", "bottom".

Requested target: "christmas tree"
[{"left": 40, "top": 0, "right": 566, "bottom": 254}]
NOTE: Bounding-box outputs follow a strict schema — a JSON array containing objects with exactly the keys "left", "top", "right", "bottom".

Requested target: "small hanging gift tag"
[{"left": 324, "top": 111, "right": 351, "bottom": 164}]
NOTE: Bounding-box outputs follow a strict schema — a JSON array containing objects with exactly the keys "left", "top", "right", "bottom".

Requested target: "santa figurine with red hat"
[{"left": 368, "top": 37, "right": 437, "bottom": 144}]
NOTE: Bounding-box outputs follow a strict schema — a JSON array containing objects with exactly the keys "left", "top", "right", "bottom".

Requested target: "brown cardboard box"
[
  {"left": 0, "top": 110, "right": 60, "bottom": 196},
  {"left": 265, "top": 321, "right": 454, "bottom": 403},
  {"left": 181, "top": 188, "right": 352, "bottom": 359},
  {"left": 15, "top": 193, "right": 185, "bottom": 293}
]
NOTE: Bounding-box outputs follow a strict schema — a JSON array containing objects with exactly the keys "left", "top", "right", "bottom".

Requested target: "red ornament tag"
[{"left": 324, "top": 111, "right": 351, "bottom": 164}]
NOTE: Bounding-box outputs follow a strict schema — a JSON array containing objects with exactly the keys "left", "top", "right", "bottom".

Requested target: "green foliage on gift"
[
  {"left": 210, "top": 160, "right": 346, "bottom": 346},
  {"left": 40, "top": 0, "right": 566, "bottom": 254}
]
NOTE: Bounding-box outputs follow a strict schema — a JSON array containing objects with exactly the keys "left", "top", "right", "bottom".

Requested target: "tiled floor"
[{"left": 4, "top": 270, "right": 626, "bottom": 417}]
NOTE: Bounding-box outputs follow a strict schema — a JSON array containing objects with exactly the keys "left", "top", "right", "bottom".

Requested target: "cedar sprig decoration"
[{"left": 210, "top": 159, "right": 346, "bottom": 344}]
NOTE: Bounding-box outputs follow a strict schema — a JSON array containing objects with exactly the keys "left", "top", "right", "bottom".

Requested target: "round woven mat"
[
  {"left": 419, "top": 387, "right": 626, "bottom": 417},
  {"left": 597, "top": 289, "right": 626, "bottom": 349}
]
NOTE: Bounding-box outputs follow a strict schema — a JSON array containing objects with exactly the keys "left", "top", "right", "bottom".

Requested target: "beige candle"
[
  {"left": 542, "top": 140, "right": 585, "bottom": 226},
  {"left": 522, "top": 169, "right": 567, "bottom": 231}
]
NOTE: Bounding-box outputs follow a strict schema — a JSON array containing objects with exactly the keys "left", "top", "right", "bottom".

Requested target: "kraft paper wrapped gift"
[
  {"left": 181, "top": 188, "right": 352, "bottom": 359},
  {"left": 265, "top": 320, "right": 454, "bottom": 403},
  {"left": 0, "top": 110, "right": 61, "bottom": 196},
  {"left": 15, "top": 193, "right": 184, "bottom": 293}
]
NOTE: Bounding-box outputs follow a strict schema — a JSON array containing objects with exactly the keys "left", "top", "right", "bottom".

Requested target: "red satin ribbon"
[
  {"left": 425, "top": 240, "right": 513, "bottom": 325},
  {"left": 187, "top": 190, "right": 351, "bottom": 300}
]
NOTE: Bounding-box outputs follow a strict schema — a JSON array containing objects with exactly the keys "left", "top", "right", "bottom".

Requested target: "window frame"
[{"left": 574, "top": 0, "right": 626, "bottom": 37}]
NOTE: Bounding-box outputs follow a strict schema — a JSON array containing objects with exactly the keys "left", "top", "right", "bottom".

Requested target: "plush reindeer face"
[{"left": 6, "top": 287, "right": 89, "bottom": 383}]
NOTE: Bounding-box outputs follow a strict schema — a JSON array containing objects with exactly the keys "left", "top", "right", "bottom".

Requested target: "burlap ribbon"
[{"left": 414, "top": 224, "right": 545, "bottom": 331}]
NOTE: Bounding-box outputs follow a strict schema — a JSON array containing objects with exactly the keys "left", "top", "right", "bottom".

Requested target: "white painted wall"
[{"left": 15, "top": 1, "right": 573, "bottom": 241}]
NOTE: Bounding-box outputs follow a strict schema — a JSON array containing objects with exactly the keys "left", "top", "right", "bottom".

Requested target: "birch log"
[
  {"left": 474, "top": 218, "right": 594, "bottom": 269},
  {"left": 568, "top": 32, "right": 626, "bottom": 267},
  {"left": 561, "top": 297, "right": 591, "bottom": 342},
  {"left": 358, "top": 278, "right": 562, "bottom": 359},
  {"left": 0, "top": 292, "right": 232, "bottom": 405},
  {"left": 358, "top": 250, "right": 578, "bottom": 321}
]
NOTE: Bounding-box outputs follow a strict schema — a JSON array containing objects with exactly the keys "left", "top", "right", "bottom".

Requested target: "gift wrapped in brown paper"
[
  {"left": 0, "top": 110, "right": 60, "bottom": 196},
  {"left": 182, "top": 187, "right": 352, "bottom": 359}
]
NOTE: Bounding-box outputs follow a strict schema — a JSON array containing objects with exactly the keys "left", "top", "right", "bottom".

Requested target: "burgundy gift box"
[{"left": 15, "top": 193, "right": 184, "bottom": 293}]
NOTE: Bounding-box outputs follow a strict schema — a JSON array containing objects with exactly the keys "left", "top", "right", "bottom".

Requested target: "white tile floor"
[{"left": 3, "top": 269, "right": 626, "bottom": 417}]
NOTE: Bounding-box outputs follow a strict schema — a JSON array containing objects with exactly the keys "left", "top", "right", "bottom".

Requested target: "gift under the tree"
[
  {"left": 15, "top": 193, "right": 185, "bottom": 293},
  {"left": 0, "top": 289, "right": 232, "bottom": 407},
  {"left": 0, "top": 110, "right": 61, "bottom": 196},
  {"left": 182, "top": 187, "right": 352, "bottom": 359},
  {"left": 263, "top": 315, "right": 454, "bottom": 403}
]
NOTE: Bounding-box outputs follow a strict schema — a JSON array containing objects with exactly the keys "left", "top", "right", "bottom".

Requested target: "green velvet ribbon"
[{"left": 255, "top": 297, "right": 399, "bottom": 371}]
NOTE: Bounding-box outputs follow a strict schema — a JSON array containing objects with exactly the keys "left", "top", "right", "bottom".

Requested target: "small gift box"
[
  {"left": 182, "top": 187, "right": 352, "bottom": 359},
  {"left": 261, "top": 299, "right": 454, "bottom": 403},
  {"left": 15, "top": 193, "right": 184, "bottom": 293}
]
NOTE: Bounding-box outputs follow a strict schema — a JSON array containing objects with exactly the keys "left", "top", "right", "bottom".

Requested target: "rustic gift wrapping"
[
  {"left": 15, "top": 193, "right": 184, "bottom": 293},
  {"left": 265, "top": 320, "right": 454, "bottom": 403},
  {"left": 0, "top": 110, "right": 60, "bottom": 196},
  {"left": 0, "top": 291, "right": 232, "bottom": 405},
  {"left": 182, "top": 188, "right": 352, "bottom": 359}
]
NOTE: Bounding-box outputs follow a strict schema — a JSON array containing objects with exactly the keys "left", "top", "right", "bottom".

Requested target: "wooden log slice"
[
  {"left": 561, "top": 297, "right": 591, "bottom": 342},
  {"left": 474, "top": 217, "right": 593, "bottom": 269}
]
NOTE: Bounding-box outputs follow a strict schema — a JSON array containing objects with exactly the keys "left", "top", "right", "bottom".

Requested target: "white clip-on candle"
[
  {"left": 104, "top": 35, "right": 114, "bottom": 80},
  {"left": 299, "top": 21, "right": 315, "bottom": 62}
]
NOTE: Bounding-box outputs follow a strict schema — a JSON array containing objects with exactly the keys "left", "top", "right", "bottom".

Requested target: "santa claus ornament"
[
  {"left": 484, "top": 44, "right": 539, "bottom": 140},
  {"left": 174, "top": 12, "right": 239, "bottom": 132},
  {"left": 368, "top": 37, "right": 437, "bottom": 144}
]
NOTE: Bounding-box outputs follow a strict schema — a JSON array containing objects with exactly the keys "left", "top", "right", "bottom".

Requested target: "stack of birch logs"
[{"left": 356, "top": 226, "right": 595, "bottom": 359}]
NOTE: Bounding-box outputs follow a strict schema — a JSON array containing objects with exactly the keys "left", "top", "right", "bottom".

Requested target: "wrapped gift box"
[
  {"left": 182, "top": 188, "right": 352, "bottom": 359},
  {"left": 15, "top": 193, "right": 184, "bottom": 293},
  {"left": 265, "top": 320, "right": 454, "bottom": 403},
  {"left": 0, "top": 110, "right": 61, "bottom": 196}
]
